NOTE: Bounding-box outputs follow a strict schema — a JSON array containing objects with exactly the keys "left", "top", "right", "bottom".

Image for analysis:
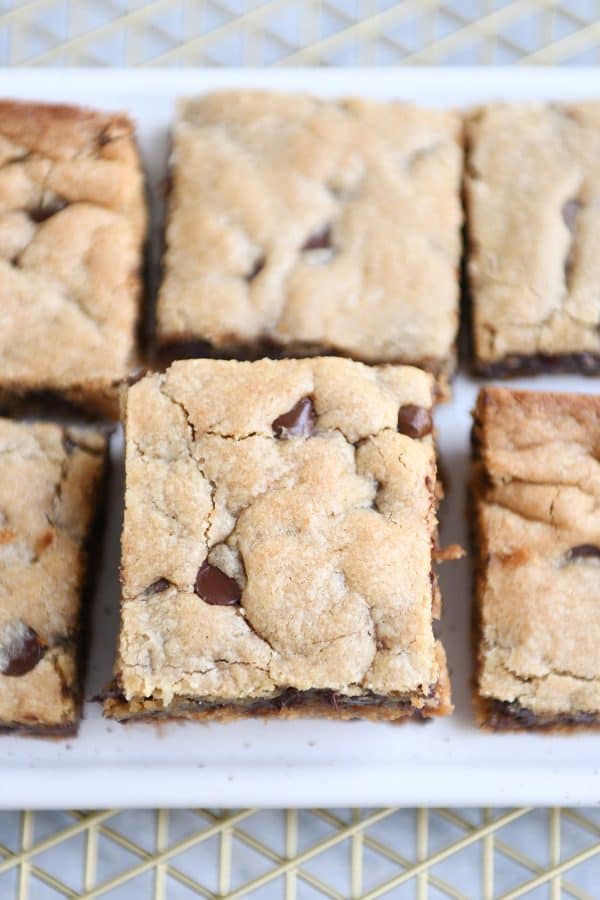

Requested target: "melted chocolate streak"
[
  {"left": 156, "top": 340, "right": 447, "bottom": 378},
  {"left": 477, "top": 353, "right": 600, "bottom": 378},
  {"left": 111, "top": 688, "right": 432, "bottom": 721},
  {"left": 485, "top": 700, "right": 599, "bottom": 731},
  {"left": 0, "top": 721, "right": 78, "bottom": 737}
]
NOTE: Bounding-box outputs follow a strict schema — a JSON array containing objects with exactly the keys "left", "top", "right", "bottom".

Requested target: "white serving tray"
[{"left": 2, "top": 67, "right": 600, "bottom": 809}]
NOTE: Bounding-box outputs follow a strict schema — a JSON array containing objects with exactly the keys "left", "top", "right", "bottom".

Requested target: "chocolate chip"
[
  {"left": 144, "top": 578, "right": 172, "bottom": 596},
  {"left": 63, "top": 435, "right": 77, "bottom": 454},
  {"left": 1, "top": 625, "right": 46, "bottom": 677},
  {"left": 562, "top": 199, "right": 581, "bottom": 231},
  {"left": 566, "top": 544, "right": 600, "bottom": 561},
  {"left": 302, "top": 226, "right": 332, "bottom": 251},
  {"left": 98, "top": 128, "right": 113, "bottom": 147},
  {"left": 28, "top": 200, "right": 67, "bottom": 223},
  {"left": 272, "top": 397, "right": 316, "bottom": 439},
  {"left": 195, "top": 562, "right": 241, "bottom": 605},
  {"left": 246, "top": 255, "right": 265, "bottom": 281},
  {"left": 397, "top": 405, "right": 433, "bottom": 439}
]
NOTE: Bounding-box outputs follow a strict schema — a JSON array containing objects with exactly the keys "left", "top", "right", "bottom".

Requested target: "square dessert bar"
[
  {"left": 156, "top": 90, "right": 463, "bottom": 381},
  {"left": 0, "top": 100, "right": 146, "bottom": 416},
  {"left": 472, "top": 387, "right": 600, "bottom": 731},
  {"left": 0, "top": 419, "right": 106, "bottom": 735},
  {"left": 106, "top": 357, "right": 452, "bottom": 723},
  {"left": 466, "top": 102, "right": 600, "bottom": 376}
]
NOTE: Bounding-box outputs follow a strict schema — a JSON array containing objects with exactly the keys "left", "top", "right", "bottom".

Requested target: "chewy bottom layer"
[
  {"left": 477, "top": 699, "right": 600, "bottom": 733},
  {"left": 475, "top": 352, "right": 600, "bottom": 378},
  {"left": 104, "top": 686, "right": 451, "bottom": 725},
  {"left": 0, "top": 722, "right": 78, "bottom": 738}
]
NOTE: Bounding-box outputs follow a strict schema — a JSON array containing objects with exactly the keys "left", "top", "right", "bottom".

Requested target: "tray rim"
[{"left": 2, "top": 66, "right": 600, "bottom": 809}]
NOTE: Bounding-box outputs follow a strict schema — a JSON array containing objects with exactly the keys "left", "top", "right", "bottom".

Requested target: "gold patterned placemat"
[
  {"left": 2, "top": 807, "right": 600, "bottom": 897},
  {"left": 1, "top": 0, "right": 599, "bottom": 67}
]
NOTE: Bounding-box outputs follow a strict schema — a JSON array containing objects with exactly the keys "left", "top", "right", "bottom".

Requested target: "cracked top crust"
[
  {"left": 156, "top": 90, "right": 463, "bottom": 374},
  {"left": 0, "top": 418, "right": 106, "bottom": 728},
  {"left": 0, "top": 100, "right": 146, "bottom": 408},
  {"left": 116, "top": 357, "right": 447, "bottom": 707},
  {"left": 473, "top": 387, "right": 600, "bottom": 717},
  {"left": 466, "top": 102, "right": 600, "bottom": 367}
]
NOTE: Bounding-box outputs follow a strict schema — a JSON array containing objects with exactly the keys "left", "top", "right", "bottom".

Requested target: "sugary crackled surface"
[
  {"left": 0, "top": 419, "right": 105, "bottom": 728},
  {"left": 117, "top": 358, "right": 446, "bottom": 706},
  {"left": 157, "top": 90, "right": 463, "bottom": 373},
  {"left": 475, "top": 387, "right": 600, "bottom": 716},
  {"left": 0, "top": 101, "right": 146, "bottom": 398},
  {"left": 466, "top": 103, "right": 600, "bottom": 365}
]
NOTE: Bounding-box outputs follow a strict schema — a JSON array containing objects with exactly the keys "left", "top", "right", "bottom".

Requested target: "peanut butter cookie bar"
[
  {"left": 106, "top": 357, "right": 453, "bottom": 724},
  {"left": 157, "top": 91, "right": 462, "bottom": 384},
  {"left": 473, "top": 387, "right": 600, "bottom": 730}
]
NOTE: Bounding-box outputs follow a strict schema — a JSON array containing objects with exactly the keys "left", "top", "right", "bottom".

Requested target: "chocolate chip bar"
[
  {"left": 106, "top": 357, "right": 453, "bottom": 724},
  {"left": 0, "top": 419, "right": 106, "bottom": 735},
  {"left": 472, "top": 387, "right": 600, "bottom": 731},
  {"left": 156, "top": 91, "right": 463, "bottom": 384},
  {"left": 0, "top": 100, "right": 146, "bottom": 416},
  {"left": 466, "top": 103, "right": 600, "bottom": 376}
]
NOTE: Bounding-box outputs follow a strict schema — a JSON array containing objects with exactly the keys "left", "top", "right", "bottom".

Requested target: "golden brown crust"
[{"left": 0, "top": 100, "right": 135, "bottom": 161}]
